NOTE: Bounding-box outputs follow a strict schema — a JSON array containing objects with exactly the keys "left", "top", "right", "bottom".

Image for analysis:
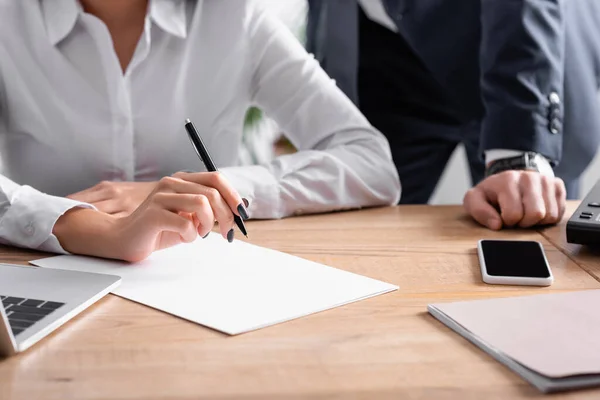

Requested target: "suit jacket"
[{"left": 306, "top": 0, "right": 600, "bottom": 180}]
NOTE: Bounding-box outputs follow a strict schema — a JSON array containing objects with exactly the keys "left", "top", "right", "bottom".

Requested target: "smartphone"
[{"left": 477, "top": 240, "right": 553, "bottom": 286}]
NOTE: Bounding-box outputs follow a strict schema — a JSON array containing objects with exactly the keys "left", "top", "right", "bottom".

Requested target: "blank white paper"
[{"left": 31, "top": 235, "right": 397, "bottom": 335}]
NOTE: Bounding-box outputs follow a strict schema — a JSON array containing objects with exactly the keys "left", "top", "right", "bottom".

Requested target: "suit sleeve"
[{"left": 479, "top": 0, "right": 565, "bottom": 165}]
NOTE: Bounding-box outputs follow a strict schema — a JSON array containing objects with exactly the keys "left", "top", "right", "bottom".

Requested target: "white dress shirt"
[
  {"left": 0, "top": 0, "right": 400, "bottom": 253},
  {"left": 357, "top": 0, "right": 554, "bottom": 173}
]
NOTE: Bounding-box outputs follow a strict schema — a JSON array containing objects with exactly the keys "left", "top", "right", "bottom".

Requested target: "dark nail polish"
[
  {"left": 202, "top": 232, "right": 210, "bottom": 239},
  {"left": 227, "top": 229, "right": 235, "bottom": 243},
  {"left": 237, "top": 203, "right": 249, "bottom": 220},
  {"left": 242, "top": 197, "right": 250, "bottom": 208}
]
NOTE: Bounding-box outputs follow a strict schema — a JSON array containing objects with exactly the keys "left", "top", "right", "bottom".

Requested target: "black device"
[
  {"left": 477, "top": 240, "right": 553, "bottom": 286},
  {"left": 566, "top": 179, "right": 600, "bottom": 245}
]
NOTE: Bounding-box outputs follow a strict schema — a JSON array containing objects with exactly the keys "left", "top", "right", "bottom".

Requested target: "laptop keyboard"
[{"left": 1, "top": 295, "right": 65, "bottom": 337}]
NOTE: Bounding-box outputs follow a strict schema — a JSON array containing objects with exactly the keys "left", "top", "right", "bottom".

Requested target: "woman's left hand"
[{"left": 68, "top": 181, "right": 158, "bottom": 217}]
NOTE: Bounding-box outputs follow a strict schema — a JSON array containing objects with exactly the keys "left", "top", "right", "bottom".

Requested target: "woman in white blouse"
[{"left": 0, "top": 0, "right": 400, "bottom": 261}]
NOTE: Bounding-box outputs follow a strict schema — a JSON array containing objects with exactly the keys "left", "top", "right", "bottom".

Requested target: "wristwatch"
[{"left": 485, "top": 152, "right": 554, "bottom": 178}]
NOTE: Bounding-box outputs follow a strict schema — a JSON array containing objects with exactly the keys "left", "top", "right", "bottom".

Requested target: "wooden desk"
[{"left": 1, "top": 203, "right": 600, "bottom": 400}]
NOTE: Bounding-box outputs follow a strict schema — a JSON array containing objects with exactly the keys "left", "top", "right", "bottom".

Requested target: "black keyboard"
[
  {"left": 567, "top": 179, "right": 600, "bottom": 245},
  {"left": 1, "top": 295, "right": 65, "bottom": 337}
]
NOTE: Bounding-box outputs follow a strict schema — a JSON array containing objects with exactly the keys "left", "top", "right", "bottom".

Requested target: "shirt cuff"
[
  {"left": 219, "top": 165, "right": 283, "bottom": 219},
  {"left": 0, "top": 185, "right": 95, "bottom": 254}
]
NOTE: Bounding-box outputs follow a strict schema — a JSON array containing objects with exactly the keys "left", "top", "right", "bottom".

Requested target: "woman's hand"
[
  {"left": 54, "top": 172, "right": 248, "bottom": 262},
  {"left": 67, "top": 181, "right": 158, "bottom": 217}
]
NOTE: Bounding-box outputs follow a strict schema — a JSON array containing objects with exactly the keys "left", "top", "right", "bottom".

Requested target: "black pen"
[{"left": 184, "top": 118, "right": 248, "bottom": 239}]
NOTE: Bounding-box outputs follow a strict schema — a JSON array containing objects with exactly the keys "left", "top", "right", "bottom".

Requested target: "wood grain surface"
[{"left": 1, "top": 203, "right": 599, "bottom": 400}]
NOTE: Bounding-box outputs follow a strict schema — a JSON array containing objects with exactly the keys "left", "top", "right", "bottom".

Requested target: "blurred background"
[{"left": 252, "top": 0, "right": 600, "bottom": 204}]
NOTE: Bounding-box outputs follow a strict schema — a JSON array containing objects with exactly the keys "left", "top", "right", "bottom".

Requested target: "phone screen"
[{"left": 480, "top": 240, "right": 551, "bottom": 278}]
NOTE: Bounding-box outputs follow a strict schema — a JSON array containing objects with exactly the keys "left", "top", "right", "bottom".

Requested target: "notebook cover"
[{"left": 428, "top": 290, "right": 600, "bottom": 392}]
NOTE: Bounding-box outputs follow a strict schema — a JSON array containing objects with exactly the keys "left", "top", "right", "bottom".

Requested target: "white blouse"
[{"left": 0, "top": 0, "right": 400, "bottom": 253}]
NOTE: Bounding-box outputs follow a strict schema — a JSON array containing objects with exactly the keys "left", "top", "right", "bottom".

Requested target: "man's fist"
[{"left": 463, "top": 171, "right": 566, "bottom": 230}]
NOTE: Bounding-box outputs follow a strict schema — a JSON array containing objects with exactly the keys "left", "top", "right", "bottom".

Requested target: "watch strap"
[{"left": 485, "top": 152, "right": 543, "bottom": 178}]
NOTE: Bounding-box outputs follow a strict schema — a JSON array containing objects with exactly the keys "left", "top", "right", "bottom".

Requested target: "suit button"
[
  {"left": 549, "top": 119, "right": 561, "bottom": 135},
  {"left": 549, "top": 92, "right": 560, "bottom": 105}
]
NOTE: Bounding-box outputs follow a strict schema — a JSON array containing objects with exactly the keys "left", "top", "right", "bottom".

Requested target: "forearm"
[{"left": 52, "top": 208, "right": 118, "bottom": 259}]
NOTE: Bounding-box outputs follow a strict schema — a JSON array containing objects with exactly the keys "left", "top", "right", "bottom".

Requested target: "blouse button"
[{"left": 24, "top": 222, "right": 35, "bottom": 236}]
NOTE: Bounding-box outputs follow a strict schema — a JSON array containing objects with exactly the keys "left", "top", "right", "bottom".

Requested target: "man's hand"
[
  {"left": 67, "top": 181, "right": 157, "bottom": 217},
  {"left": 463, "top": 171, "right": 567, "bottom": 230}
]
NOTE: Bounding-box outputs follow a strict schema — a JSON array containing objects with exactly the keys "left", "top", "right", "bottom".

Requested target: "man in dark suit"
[{"left": 307, "top": 0, "right": 600, "bottom": 230}]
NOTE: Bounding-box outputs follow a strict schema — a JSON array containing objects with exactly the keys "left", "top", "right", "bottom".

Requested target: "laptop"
[{"left": 0, "top": 263, "right": 120, "bottom": 357}]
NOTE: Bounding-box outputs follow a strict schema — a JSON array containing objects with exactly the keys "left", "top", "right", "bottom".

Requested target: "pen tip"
[{"left": 185, "top": 118, "right": 191, "bottom": 124}]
